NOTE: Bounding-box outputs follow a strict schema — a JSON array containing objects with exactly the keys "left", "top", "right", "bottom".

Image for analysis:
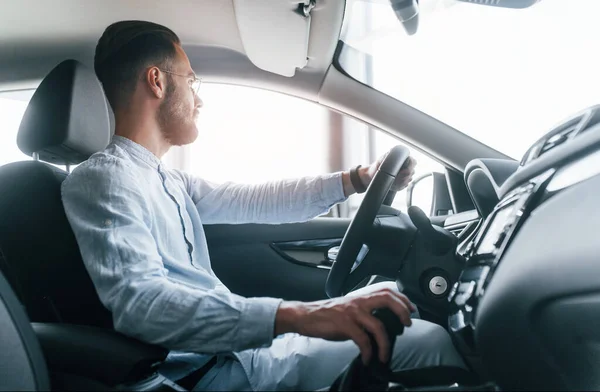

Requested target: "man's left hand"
[
  {"left": 366, "top": 153, "right": 417, "bottom": 192},
  {"left": 342, "top": 150, "right": 417, "bottom": 196}
]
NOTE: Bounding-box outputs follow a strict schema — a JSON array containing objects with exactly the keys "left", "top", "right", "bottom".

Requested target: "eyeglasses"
[{"left": 160, "top": 69, "right": 202, "bottom": 96}]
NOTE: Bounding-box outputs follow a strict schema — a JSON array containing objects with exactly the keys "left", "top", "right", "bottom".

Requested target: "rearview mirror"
[
  {"left": 389, "top": 0, "right": 542, "bottom": 37},
  {"left": 454, "top": 0, "right": 542, "bottom": 8},
  {"left": 390, "top": 0, "right": 419, "bottom": 35}
]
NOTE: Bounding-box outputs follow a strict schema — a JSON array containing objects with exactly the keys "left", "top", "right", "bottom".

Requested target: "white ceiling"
[
  {"left": 0, "top": 0, "right": 345, "bottom": 97},
  {"left": 1, "top": 0, "right": 244, "bottom": 51}
]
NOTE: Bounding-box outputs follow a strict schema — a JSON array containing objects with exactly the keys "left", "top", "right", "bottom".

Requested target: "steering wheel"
[{"left": 326, "top": 145, "right": 411, "bottom": 298}]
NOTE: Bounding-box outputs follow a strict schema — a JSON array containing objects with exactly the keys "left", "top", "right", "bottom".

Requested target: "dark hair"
[{"left": 94, "top": 20, "right": 181, "bottom": 111}]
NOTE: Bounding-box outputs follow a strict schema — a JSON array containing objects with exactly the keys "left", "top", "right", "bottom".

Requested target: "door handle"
[{"left": 327, "top": 246, "right": 340, "bottom": 262}]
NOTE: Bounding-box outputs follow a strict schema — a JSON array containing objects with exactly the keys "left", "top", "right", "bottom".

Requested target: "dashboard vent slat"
[
  {"left": 446, "top": 220, "right": 480, "bottom": 240},
  {"left": 538, "top": 119, "right": 580, "bottom": 155},
  {"left": 448, "top": 227, "right": 465, "bottom": 237},
  {"left": 576, "top": 107, "right": 600, "bottom": 137},
  {"left": 521, "top": 105, "right": 600, "bottom": 166}
]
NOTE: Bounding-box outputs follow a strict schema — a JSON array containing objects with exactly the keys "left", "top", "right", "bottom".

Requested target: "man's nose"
[{"left": 195, "top": 95, "right": 203, "bottom": 109}]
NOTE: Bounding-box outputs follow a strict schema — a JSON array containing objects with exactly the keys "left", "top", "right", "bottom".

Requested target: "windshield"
[{"left": 339, "top": 0, "right": 600, "bottom": 159}]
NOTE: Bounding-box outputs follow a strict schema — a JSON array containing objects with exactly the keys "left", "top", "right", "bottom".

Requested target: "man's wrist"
[
  {"left": 342, "top": 166, "right": 373, "bottom": 197},
  {"left": 349, "top": 166, "right": 366, "bottom": 194},
  {"left": 274, "top": 301, "right": 304, "bottom": 336},
  {"left": 358, "top": 166, "right": 372, "bottom": 189}
]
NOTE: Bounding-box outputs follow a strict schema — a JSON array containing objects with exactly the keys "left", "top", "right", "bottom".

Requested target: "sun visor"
[{"left": 233, "top": 0, "right": 313, "bottom": 77}]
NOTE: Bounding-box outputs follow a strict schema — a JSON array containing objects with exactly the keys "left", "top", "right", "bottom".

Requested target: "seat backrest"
[
  {"left": 0, "top": 268, "right": 50, "bottom": 391},
  {"left": 0, "top": 60, "right": 112, "bottom": 327}
]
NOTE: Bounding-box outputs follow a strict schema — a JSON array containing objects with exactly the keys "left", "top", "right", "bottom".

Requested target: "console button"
[
  {"left": 454, "top": 281, "right": 476, "bottom": 306},
  {"left": 493, "top": 230, "right": 507, "bottom": 248},
  {"left": 464, "top": 241, "right": 475, "bottom": 256},
  {"left": 448, "top": 281, "right": 459, "bottom": 302},
  {"left": 459, "top": 266, "right": 486, "bottom": 281},
  {"left": 475, "top": 266, "right": 491, "bottom": 297}
]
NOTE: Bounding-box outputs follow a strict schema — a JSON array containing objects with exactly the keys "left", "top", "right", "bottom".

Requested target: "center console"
[
  {"left": 447, "top": 168, "right": 553, "bottom": 354},
  {"left": 447, "top": 105, "right": 600, "bottom": 355},
  {"left": 446, "top": 105, "right": 600, "bottom": 390}
]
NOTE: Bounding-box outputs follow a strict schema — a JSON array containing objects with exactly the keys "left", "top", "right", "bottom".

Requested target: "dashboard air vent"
[
  {"left": 446, "top": 220, "right": 479, "bottom": 240},
  {"left": 448, "top": 226, "right": 467, "bottom": 237},
  {"left": 538, "top": 117, "right": 580, "bottom": 155},
  {"left": 575, "top": 106, "right": 600, "bottom": 137},
  {"left": 521, "top": 105, "right": 600, "bottom": 166}
]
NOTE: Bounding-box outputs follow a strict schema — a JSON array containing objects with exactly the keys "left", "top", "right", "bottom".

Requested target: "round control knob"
[{"left": 428, "top": 276, "right": 448, "bottom": 296}]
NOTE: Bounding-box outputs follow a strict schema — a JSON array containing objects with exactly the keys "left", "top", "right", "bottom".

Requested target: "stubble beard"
[{"left": 157, "top": 80, "right": 198, "bottom": 147}]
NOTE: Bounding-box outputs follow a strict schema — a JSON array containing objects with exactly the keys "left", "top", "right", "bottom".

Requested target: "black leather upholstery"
[
  {"left": 0, "top": 268, "right": 168, "bottom": 391},
  {"left": 32, "top": 323, "right": 167, "bottom": 386},
  {"left": 0, "top": 160, "right": 112, "bottom": 327},
  {"left": 464, "top": 158, "right": 520, "bottom": 218},
  {"left": 0, "top": 270, "right": 50, "bottom": 391},
  {"left": 17, "top": 60, "right": 110, "bottom": 165},
  {"left": 0, "top": 59, "right": 113, "bottom": 327},
  {"left": 0, "top": 59, "right": 174, "bottom": 391}
]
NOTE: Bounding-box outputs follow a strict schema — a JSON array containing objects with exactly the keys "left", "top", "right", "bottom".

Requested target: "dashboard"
[{"left": 449, "top": 105, "right": 600, "bottom": 391}]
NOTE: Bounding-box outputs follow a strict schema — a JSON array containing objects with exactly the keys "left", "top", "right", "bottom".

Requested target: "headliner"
[{"left": 0, "top": 0, "right": 345, "bottom": 100}]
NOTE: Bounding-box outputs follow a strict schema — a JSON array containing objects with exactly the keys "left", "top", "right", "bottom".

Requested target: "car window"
[
  {"left": 339, "top": 0, "right": 600, "bottom": 160},
  {"left": 183, "top": 84, "right": 331, "bottom": 183},
  {"left": 0, "top": 94, "right": 79, "bottom": 171},
  {"left": 175, "top": 83, "right": 444, "bottom": 217},
  {"left": 0, "top": 86, "right": 444, "bottom": 218},
  {"left": 0, "top": 97, "right": 29, "bottom": 165}
]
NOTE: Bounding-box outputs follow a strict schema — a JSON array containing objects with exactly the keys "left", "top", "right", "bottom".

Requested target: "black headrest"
[{"left": 17, "top": 60, "right": 110, "bottom": 165}]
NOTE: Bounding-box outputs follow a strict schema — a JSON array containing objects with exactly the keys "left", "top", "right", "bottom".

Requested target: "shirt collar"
[{"left": 112, "top": 135, "right": 162, "bottom": 169}]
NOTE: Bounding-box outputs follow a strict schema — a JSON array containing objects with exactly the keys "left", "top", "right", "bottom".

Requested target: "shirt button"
[{"left": 104, "top": 219, "right": 112, "bottom": 226}]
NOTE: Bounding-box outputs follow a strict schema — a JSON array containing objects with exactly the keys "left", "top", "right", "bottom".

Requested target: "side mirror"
[{"left": 406, "top": 172, "right": 453, "bottom": 216}]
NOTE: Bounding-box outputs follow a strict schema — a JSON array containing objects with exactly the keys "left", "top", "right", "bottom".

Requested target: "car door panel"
[
  {"left": 204, "top": 218, "right": 350, "bottom": 301},
  {"left": 206, "top": 206, "right": 479, "bottom": 302}
]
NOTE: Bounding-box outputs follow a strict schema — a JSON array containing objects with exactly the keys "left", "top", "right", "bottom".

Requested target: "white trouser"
[{"left": 195, "top": 282, "right": 466, "bottom": 391}]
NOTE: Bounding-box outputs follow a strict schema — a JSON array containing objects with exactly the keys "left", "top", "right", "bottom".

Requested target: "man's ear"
[{"left": 146, "top": 67, "right": 165, "bottom": 99}]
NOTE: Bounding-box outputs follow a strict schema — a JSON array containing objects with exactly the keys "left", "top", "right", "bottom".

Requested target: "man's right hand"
[{"left": 274, "top": 287, "right": 415, "bottom": 365}]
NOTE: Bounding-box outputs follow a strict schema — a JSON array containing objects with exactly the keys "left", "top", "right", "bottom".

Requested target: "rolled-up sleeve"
[
  {"left": 61, "top": 160, "right": 282, "bottom": 353},
  {"left": 175, "top": 171, "right": 347, "bottom": 225}
]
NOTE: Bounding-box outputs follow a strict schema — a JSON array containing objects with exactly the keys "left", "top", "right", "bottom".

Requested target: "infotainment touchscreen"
[{"left": 475, "top": 203, "right": 516, "bottom": 256}]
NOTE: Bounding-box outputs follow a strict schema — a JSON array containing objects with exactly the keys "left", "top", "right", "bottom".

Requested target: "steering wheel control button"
[{"left": 428, "top": 276, "right": 448, "bottom": 296}]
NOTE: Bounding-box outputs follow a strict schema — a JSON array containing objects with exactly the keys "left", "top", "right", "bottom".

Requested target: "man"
[{"left": 61, "top": 21, "right": 465, "bottom": 391}]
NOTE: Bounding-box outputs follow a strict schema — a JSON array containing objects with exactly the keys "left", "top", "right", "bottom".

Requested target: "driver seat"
[
  {"left": 0, "top": 59, "right": 113, "bottom": 327},
  {"left": 0, "top": 59, "right": 176, "bottom": 390}
]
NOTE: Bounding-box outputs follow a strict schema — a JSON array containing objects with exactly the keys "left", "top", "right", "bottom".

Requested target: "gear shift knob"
[
  {"left": 372, "top": 307, "right": 404, "bottom": 341},
  {"left": 329, "top": 308, "right": 405, "bottom": 391},
  {"left": 366, "top": 308, "right": 405, "bottom": 380}
]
